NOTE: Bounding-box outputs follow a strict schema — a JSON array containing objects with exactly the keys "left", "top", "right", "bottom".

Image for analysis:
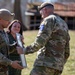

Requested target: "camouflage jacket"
[
  {"left": 26, "top": 14, "right": 70, "bottom": 71},
  {"left": 0, "top": 30, "right": 12, "bottom": 71}
]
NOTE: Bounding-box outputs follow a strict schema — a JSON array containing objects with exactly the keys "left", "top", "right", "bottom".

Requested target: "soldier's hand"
[
  {"left": 10, "top": 61, "right": 23, "bottom": 70},
  {"left": 16, "top": 46, "right": 24, "bottom": 54},
  {"left": 25, "top": 46, "right": 34, "bottom": 54},
  {"left": 26, "top": 46, "right": 31, "bottom": 50}
]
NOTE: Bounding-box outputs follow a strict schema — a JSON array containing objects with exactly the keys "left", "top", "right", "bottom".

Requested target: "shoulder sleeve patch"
[{"left": 39, "top": 25, "right": 45, "bottom": 31}]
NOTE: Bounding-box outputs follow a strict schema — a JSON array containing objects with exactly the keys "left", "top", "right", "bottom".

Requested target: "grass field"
[{"left": 21, "top": 30, "right": 75, "bottom": 75}]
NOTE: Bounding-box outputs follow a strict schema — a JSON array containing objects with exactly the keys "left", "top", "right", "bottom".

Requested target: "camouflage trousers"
[
  {"left": 30, "top": 66, "right": 62, "bottom": 75},
  {"left": 0, "top": 71, "right": 8, "bottom": 75}
]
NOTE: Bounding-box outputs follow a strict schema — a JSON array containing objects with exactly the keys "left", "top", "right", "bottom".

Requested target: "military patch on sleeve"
[
  {"left": 39, "top": 25, "right": 45, "bottom": 31},
  {"left": 37, "top": 25, "right": 45, "bottom": 36}
]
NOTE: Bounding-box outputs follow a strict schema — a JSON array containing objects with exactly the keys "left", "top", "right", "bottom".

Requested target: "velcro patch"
[{"left": 39, "top": 25, "right": 45, "bottom": 31}]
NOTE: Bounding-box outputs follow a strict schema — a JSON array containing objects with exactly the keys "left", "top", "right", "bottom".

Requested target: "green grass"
[{"left": 21, "top": 30, "right": 75, "bottom": 75}]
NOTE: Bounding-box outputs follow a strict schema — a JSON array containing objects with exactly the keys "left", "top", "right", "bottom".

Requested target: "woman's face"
[{"left": 11, "top": 22, "right": 21, "bottom": 34}]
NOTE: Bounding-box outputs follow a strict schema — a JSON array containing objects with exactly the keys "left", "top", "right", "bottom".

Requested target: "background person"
[{"left": 7, "top": 20, "right": 24, "bottom": 75}]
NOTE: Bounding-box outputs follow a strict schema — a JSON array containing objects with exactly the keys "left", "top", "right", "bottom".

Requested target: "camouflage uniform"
[
  {"left": 0, "top": 30, "right": 12, "bottom": 75},
  {"left": 26, "top": 14, "right": 70, "bottom": 75}
]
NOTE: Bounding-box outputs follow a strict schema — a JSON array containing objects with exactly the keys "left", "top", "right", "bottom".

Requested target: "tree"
[{"left": 14, "top": 0, "right": 27, "bottom": 30}]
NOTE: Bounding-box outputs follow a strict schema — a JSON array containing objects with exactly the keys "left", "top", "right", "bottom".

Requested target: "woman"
[{"left": 7, "top": 20, "right": 24, "bottom": 75}]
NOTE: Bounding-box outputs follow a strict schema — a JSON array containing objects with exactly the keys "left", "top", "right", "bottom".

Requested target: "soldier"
[
  {"left": 17, "top": 2, "right": 70, "bottom": 75},
  {"left": 0, "top": 9, "right": 23, "bottom": 75}
]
